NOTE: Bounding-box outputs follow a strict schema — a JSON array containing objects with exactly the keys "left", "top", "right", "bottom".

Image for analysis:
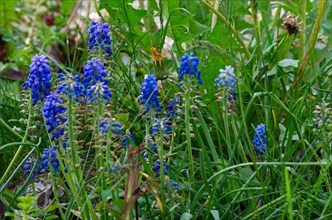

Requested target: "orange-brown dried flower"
[{"left": 281, "top": 13, "right": 302, "bottom": 35}]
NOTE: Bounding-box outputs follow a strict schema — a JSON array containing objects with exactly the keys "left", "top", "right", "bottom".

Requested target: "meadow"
[{"left": 0, "top": 0, "right": 331, "bottom": 219}]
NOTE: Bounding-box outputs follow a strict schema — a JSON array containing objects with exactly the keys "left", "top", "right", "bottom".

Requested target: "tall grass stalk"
[{"left": 294, "top": 0, "right": 328, "bottom": 95}]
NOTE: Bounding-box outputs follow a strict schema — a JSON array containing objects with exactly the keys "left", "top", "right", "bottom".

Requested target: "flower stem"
[
  {"left": 185, "top": 78, "right": 194, "bottom": 184},
  {"left": 298, "top": 0, "right": 306, "bottom": 62},
  {"left": 67, "top": 99, "right": 97, "bottom": 219},
  {"left": 293, "top": 0, "right": 328, "bottom": 96},
  {"left": 158, "top": 128, "right": 165, "bottom": 219}
]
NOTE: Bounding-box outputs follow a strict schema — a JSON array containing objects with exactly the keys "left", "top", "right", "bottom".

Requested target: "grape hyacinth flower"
[
  {"left": 153, "top": 160, "right": 180, "bottom": 191},
  {"left": 23, "top": 158, "right": 41, "bottom": 180},
  {"left": 22, "top": 54, "right": 52, "bottom": 105},
  {"left": 88, "top": 19, "right": 112, "bottom": 56},
  {"left": 121, "top": 133, "right": 135, "bottom": 148},
  {"left": 151, "top": 119, "right": 172, "bottom": 134},
  {"left": 82, "top": 58, "right": 112, "bottom": 103},
  {"left": 142, "top": 135, "right": 158, "bottom": 158},
  {"left": 153, "top": 160, "right": 169, "bottom": 176},
  {"left": 312, "top": 102, "right": 332, "bottom": 145},
  {"left": 253, "top": 123, "right": 267, "bottom": 154},
  {"left": 99, "top": 118, "right": 122, "bottom": 136},
  {"left": 166, "top": 96, "right": 181, "bottom": 118},
  {"left": 171, "top": 180, "right": 180, "bottom": 191},
  {"left": 43, "top": 92, "right": 67, "bottom": 141},
  {"left": 109, "top": 165, "right": 124, "bottom": 174},
  {"left": 215, "top": 65, "right": 236, "bottom": 100},
  {"left": 56, "top": 73, "right": 85, "bottom": 101},
  {"left": 178, "top": 53, "right": 203, "bottom": 84},
  {"left": 41, "top": 146, "right": 60, "bottom": 173},
  {"left": 138, "top": 74, "right": 161, "bottom": 114}
]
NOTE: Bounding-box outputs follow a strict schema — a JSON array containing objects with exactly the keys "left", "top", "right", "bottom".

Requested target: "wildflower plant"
[
  {"left": 178, "top": 52, "right": 203, "bottom": 84},
  {"left": 253, "top": 123, "right": 267, "bottom": 154},
  {"left": 215, "top": 65, "right": 236, "bottom": 100},
  {"left": 56, "top": 73, "right": 85, "bottom": 101},
  {"left": 215, "top": 65, "right": 237, "bottom": 115},
  {"left": 22, "top": 54, "right": 52, "bottom": 106},
  {"left": 82, "top": 58, "right": 112, "bottom": 103},
  {"left": 312, "top": 101, "right": 332, "bottom": 153},
  {"left": 43, "top": 92, "right": 67, "bottom": 141},
  {"left": 138, "top": 74, "right": 161, "bottom": 114},
  {"left": 88, "top": 19, "right": 112, "bottom": 56},
  {"left": 2, "top": 1, "right": 331, "bottom": 219}
]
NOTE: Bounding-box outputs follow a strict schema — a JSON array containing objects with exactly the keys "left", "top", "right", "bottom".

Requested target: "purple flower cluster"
[
  {"left": 56, "top": 73, "right": 85, "bottom": 101},
  {"left": 153, "top": 160, "right": 180, "bottom": 191},
  {"left": 43, "top": 92, "right": 67, "bottom": 141},
  {"left": 138, "top": 74, "right": 161, "bottom": 114},
  {"left": 166, "top": 96, "right": 181, "bottom": 118},
  {"left": 178, "top": 53, "right": 203, "bottom": 84},
  {"left": 142, "top": 136, "right": 158, "bottom": 158},
  {"left": 40, "top": 146, "right": 60, "bottom": 173},
  {"left": 121, "top": 133, "right": 135, "bottom": 148},
  {"left": 215, "top": 66, "right": 236, "bottom": 100},
  {"left": 253, "top": 123, "right": 267, "bottom": 154},
  {"left": 153, "top": 160, "right": 169, "bottom": 176},
  {"left": 109, "top": 165, "right": 124, "bottom": 173},
  {"left": 88, "top": 20, "right": 112, "bottom": 56},
  {"left": 99, "top": 118, "right": 122, "bottom": 136},
  {"left": 24, "top": 146, "right": 60, "bottom": 179},
  {"left": 171, "top": 180, "right": 180, "bottom": 191},
  {"left": 151, "top": 119, "right": 172, "bottom": 134},
  {"left": 22, "top": 54, "right": 52, "bottom": 105},
  {"left": 23, "top": 158, "right": 40, "bottom": 180},
  {"left": 83, "top": 58, "right": 112, "bottom": 103}
]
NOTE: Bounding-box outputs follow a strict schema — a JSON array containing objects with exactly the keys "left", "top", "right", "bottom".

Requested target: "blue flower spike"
[
  {"left": 179, "top": 53, "right": 203, "bottom": 84},
  {"left": 82, "top": 58, "right": 112, "bottom": 103},
  {"left": 215, "top": 65, "right": 236, "bottom": 100},
  {"left": 43, "top": 92, "right": 67, "bottom": 141},
  {"left": 138, "top": 74, "right": 161, "bottom": 114},
  {"left": 253, "top": 123, "right": 267, "bottom": 154},
  {"left": 22, "top": 54, "right": 52, "bottom": 106},
  {"left": 88, "top": 19, "right": 112, "bottom": 56}
]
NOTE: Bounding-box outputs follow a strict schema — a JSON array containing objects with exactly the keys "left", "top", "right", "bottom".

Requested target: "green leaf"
[
  {"left": 101, "top": 189, "right": 113, "bottom": 202},
  {"left": 239, "top": 167, "right": 255, "bottom": 180},
  {"left": 0, "top": 63, "right": 8, "bottom": 72},
  {"left": 62, "top": 1, "right": 77, "bottom": 15},
  {"left": 278, "top": 59, "right": 299, "bottom": 68},
  {"left": 0, "top": 0, "right": 18, "bottom": 28},
  {"left": 207, "top": 22, "right": 240, "bottom": 50},
  {"left": 210, "top": 210, "right": 220, "bottom": 220},
  {"left": 180, "top": 212, "right": 193, "bottom": 220},
  {"left": 110, "top": 199, "right": 126, "bottom": 215},
  {"left": 189, "top": 18, "right": 210, "bottom": 37},
  {"left": 45, "top": 215, "right": 61, "bottom": 220}
]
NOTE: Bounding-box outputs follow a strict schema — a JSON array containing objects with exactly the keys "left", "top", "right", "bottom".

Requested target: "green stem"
[
  {"left": 210, "top": 0, "right": 220, "bottom": 29},
  {"left": 158, "top": 128, "right": 165, "bottom": 219},
  {"left": 185, "top": 78, "right": 194, "bottom": 183},
  {"left": 298, "top": 0, "right": 306, "bottom": 62},
  {"left": 250, "top": 0, "right": 261, "bottom": 48},
  {"left": 49, "top": 168, "right": 65, "bottom": 219},
  {"left": 284, "top": 167, "right": 294, "bottom": 220},
  {"left": 96, "top": 101, "right": 107, "bottom": 220},
  {"left": 199, "top": 0, "right": 251, "bottom": 59},
  {"left": 67, "top": 99, "right": 97, "bottom": 219},
  {"left": 294, "top": 0, "right": 328, "bottom": 95}
]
